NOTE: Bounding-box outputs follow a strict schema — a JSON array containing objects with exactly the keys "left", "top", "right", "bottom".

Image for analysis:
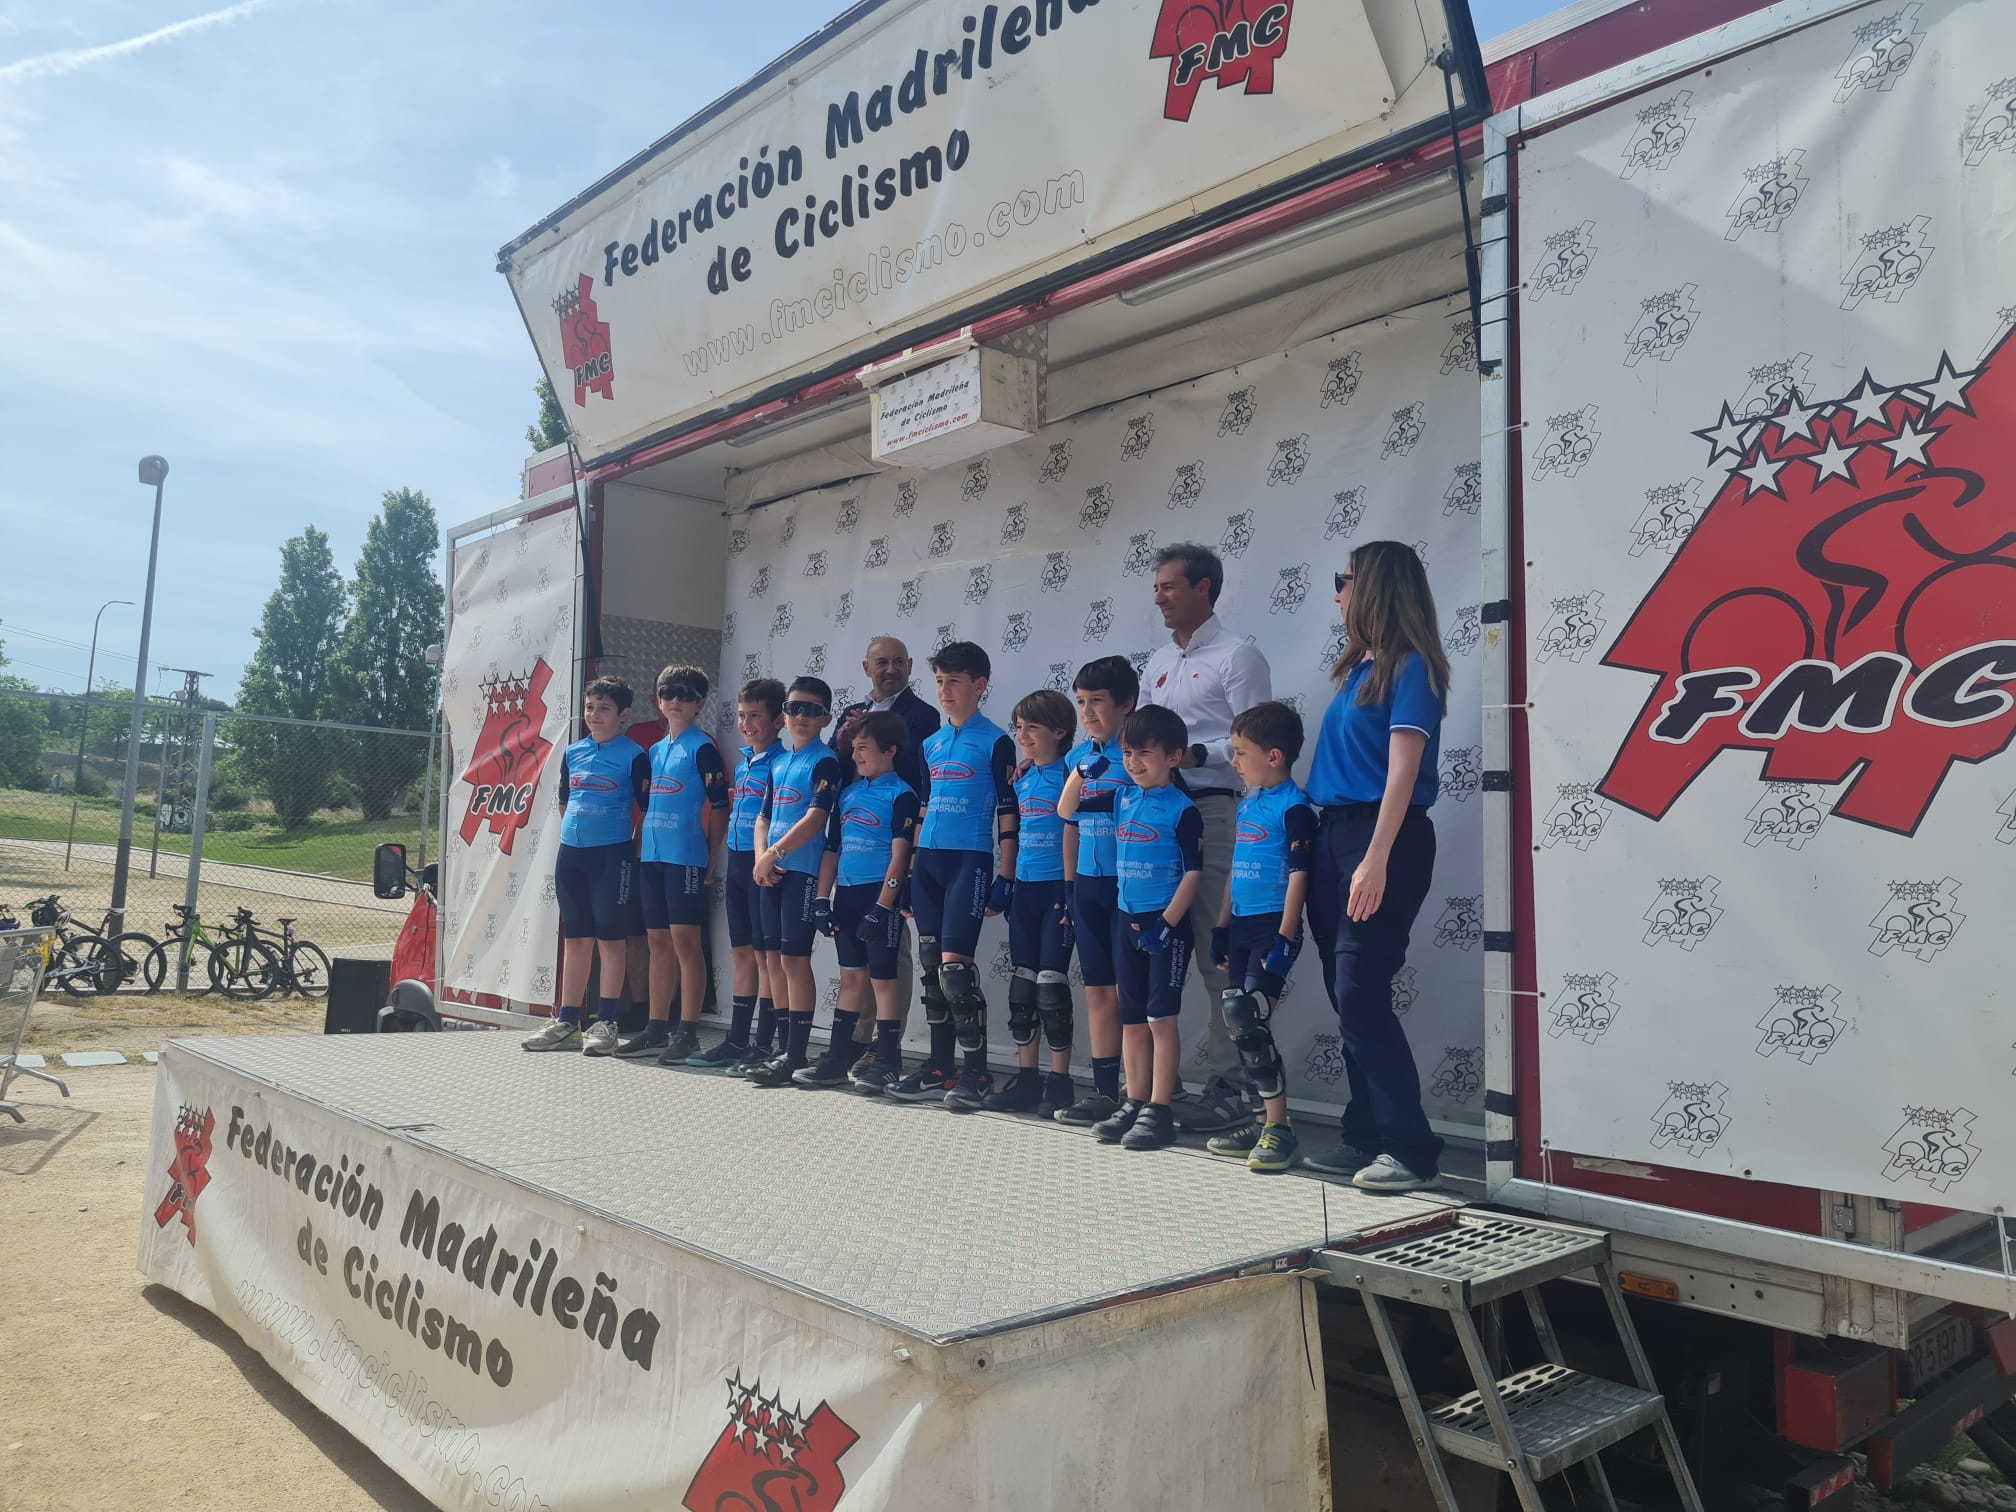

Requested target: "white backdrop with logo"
[
  {"left": 1514, "top": 0, "right": 2016, "bottom": 1208},
  {"left": 439, "top": 509, "right": 581, "bottom": 1003},
  {"left": 718, "top": 294, "right": 1487, "bottom": 1126}
]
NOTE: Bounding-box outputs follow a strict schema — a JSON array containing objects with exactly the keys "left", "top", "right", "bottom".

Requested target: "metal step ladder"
[{"left": 1319, "top": 1211, "right": 1706, "bottom": 1512}]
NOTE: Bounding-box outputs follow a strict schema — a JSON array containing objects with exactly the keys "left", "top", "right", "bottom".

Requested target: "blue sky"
[{"left": 0, "top": 0, "right": 1555, "bottom": 701}]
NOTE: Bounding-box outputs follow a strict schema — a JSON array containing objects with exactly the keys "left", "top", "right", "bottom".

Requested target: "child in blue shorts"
[
  {"left": 800, "top": 711, "right": 919, "bottom": 1092},
  {"left": 524, "top": 675, "right": 649, "bottom": 1053},
  {"left": 984, "top": 689, "right": 1078, "bottom": 1119},
  {"left": 747, "top": 677, "right": 840, "bottom": 1086},
  {"left": 1059, "top": 704, "right": 1202, "bottom": 1150},
  {"left": 1207, "top": 701, "right": 1316, "bottom": 1172},
  {"left": 696, "top": 678, "right": 786, "bottom": 1073}
]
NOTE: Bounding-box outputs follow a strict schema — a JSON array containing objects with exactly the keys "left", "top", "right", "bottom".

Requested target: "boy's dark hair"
[
  {"left": 928, "top": 640, "right": 990, "bottom": 681},
  {"left": 851, "top": 710, "right": 908, "bottom": 755},
  {"left": 583, "top": 675, "right": 633, "bottom": 713},
  {"left": 1232, "top": 701, "right": 1306, "bottom": 767},
  {"left": 787, "top": 675, "right": 834, "bottom": 709},
  {"left": 1011, "top": 689, "right": 1076, "bottom": 737},
  {"left": 1122, "top": 705, "right": 1188, "bottom": 755},
  {"left": 1153, "top": 541, "right": 1226, "bottom": 605},
  {"left": 1072, "top": 654, "right": 1140, "bottom": 708},
  {"left": 656, "top": 663, "right": 709, "bottom": 701},
  {"left": 738, "top": 677, "right": 787, "bottom": 716}
]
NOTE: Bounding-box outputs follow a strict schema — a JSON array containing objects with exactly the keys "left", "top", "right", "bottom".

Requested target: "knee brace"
[
  {"left": 1007, "top": 969, "right": 1041, "bottom": 1046},
  {"left": 1221, "top": 989, "right": 1285, "bottom": 1100},
  {"left": 919, "top": 935, "right": 949, "bottom": 1026},
  {"left": 1036, "top": 972, "right": 1074, "bottom": 1052},
  {"left": 939, "top": 959, "right": 986, "bottom": 1052}
]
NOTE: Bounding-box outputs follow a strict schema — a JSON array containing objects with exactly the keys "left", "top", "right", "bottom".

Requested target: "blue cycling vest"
[
  {"left": 836, "top": 772, "right": 918, "bottom": 887},
  {"left": 768, "top": 739, "right": 838, "bottom": 877},
  {"left": 1064, "top": 736, "right": 1135, "bottom": 879},
  {"left": 1115, "top": 784, "right": 1199, "bottom": 915},
  {"left": 1015, "top": 760, "right": 1069, "bottom": 883},
  {"left": 559, "top": 735, "right": 637, "bottom": 849},
  {"left": 640, "top": 727, "right": 716, "bottom": 867},
  {"left": 729, "top": 744, "right": 778, "bottom": 853},
  {"left": 919, "top": 715, "right": 1009, "bottom": 853},
  {"left": 1230, "top": 781, "right": 1314, "bottom": 917}
]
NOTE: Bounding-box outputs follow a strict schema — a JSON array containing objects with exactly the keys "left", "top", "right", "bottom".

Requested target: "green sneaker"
[
  {"left": 1206, "top": 1122, "right": 1263, "bottom": 1161},
  {"left": 1247, "top": 1121, "right": 1301, "bottom": 1174}
]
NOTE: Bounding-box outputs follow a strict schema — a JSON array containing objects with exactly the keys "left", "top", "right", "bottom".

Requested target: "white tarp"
[
  {"left": 719, "top": 294, "right": 1487, "bottom": 1125},
  {"left": 501, "top": 0, "right": 1480, "bottom": 460},
  {"left": 1514, "top": 0, "right": 2016, "bottom": 1208},
  {"left": 439, "top": 510, "right": 580, "bottom": 1003},
  {"left": 137, "top": 1042, "right": 1329, "bottom": 1510}
]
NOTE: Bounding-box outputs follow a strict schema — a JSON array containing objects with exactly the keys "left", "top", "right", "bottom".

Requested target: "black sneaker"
[
  {"left": 1173, "top": 1076, "right": 1248, "bottom": 1134},
  {"left": 886, "top": 1064, "right": 957, "bottom": 1103},
  {"left": 943, "top": 1066, "right": 994, "bottom": 1113},
  {"left": 1206, "top": 1123, "right": 1263, "bottom": 1161},
  {"left": 791, "top": 1050, "right": 854, "bottom": 1088},
  {"left": 686, "top": 1038, "right": 748, "bottom": 1071},
  {"left": 1038, "top": 1073, "right": 1076, "bottom": 1120},
  {"left": 1055, "top": 1090, "right": 1120, "bottom": 1127},
  {"left": 744, "top": 1055, "right": 806, "bottom": 1088},
  {"left": 851, "top": 1060, "right": 903, "bottom": 1096},
  {"left": 614, "top": 1026, "right": 669, "bottom": 1058},
  {"left": 727, "top": 1042, "right": 774, "bottom": 1077},
  {"left": 654, "top": 1025, "right": 700, "bottom": 1065},
  {"left": 981, "top": 1068, "right": 1043, "bottom": 1113},
  {"left": 1093, "top": 1098, "right": 1145, "bottom": 1144},
  {"left": 1122, "top": 1103, "right": 1177, "bottom": 1150}
]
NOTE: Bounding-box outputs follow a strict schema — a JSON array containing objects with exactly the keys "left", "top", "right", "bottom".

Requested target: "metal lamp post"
[
  {"left": 63, "top": 597, "right": 134, "bottom": 870},
  {"left": 109, "top": 456, "right": 168, "bottom": 934}
]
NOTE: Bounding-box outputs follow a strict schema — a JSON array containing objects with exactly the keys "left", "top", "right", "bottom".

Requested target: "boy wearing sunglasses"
[{"left": 747, "top": 677, "right": 841, "bottom": 1086}]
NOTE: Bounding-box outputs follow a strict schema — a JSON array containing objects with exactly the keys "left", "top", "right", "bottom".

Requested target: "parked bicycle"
[
  {"left": 6, "top": 895, "right": 155, "bottom": 997},
  {"left": 143, "top": 905, "right": 284, "bottom": 1000},
  {"left": 221, "top": 909, "right": 330, "bottom": 999}
]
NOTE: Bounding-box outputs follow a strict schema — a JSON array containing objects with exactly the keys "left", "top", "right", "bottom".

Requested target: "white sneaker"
[
  {"left": 581, "top": 1020, "right": 619, "bottom": 1056},
  {"left": 1352, "top": 1154, "right": 1435, "bottom": 1193},
  {"left": 522, "top": 1018, "right": 582, "bottom": 1052}
]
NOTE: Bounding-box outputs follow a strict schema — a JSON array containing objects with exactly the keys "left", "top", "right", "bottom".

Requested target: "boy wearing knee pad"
[
  {"left": 889, "top": 641, "right": 1018, "bottom": 1111},
  {"left": 1207, "top": 702, "right": 1316, "bottom": 1171},
  {"left": 985, "top": 689, "right": 1078, "bottom": 1118}
]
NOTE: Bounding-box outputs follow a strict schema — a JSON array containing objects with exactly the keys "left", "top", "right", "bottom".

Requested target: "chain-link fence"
[{"left": 0, "top": 688, "right": 433, "bottom": 989}]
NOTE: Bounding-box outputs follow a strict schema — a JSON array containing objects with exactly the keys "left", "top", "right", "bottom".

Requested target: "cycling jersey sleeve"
[
  {"left": 1285, "top": 803, "right": 1318, "bottom": 872},
  {"left": 1073, "top": 790, "right": 1116, "bottom": 814},
  {"left": 698, "top": 742, "right": 730, "bottom": 809},
  {"left": 808, "top": 757, "right": 841, "bottom": 812},
  {"left": 1175, "top": 807, "right": 1204, "bottom": 872},
  {"left": 558, "top": 751, "right": 571, "bottom": 812},
  {"left": 991, "top": 736, "right": 1018, "bottom": 815},
  {"left": 630, "top": 750, "right": 651, "bottom": 810},
  {"left": 892, "top": 790, "right": 920, "bottom": 846}
]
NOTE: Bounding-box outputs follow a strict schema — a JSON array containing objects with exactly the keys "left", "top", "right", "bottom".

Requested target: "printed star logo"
[
  {"left": 458, "top": 662, "right": 556, "bottom": 855},
  {"left": 152, "top": 1105, "right": 216, "bottom": 1244},
  {"left": 685, "top": 1373, "right": 858, "bottom": 1512}
]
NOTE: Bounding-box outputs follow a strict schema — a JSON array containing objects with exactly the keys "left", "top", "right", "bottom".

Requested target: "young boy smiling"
[{"left": 1058, "top": 704, "right": 1202, "bottom": 1150}]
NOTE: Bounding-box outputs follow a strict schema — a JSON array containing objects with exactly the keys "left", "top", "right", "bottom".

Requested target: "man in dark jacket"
[{"left": 831, "top": 636, "right": 940, "bottom": 1062}]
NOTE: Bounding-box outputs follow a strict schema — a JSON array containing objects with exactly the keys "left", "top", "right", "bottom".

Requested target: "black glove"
[
  {"left": 1210, "top": 925, "right": 1231, "bottom": 972},
  {"left": 810, "top": 896, "right": 835, "bottom": 937},
  {"left": 857, "top": 903, "right": 891, "bottom": 944}
]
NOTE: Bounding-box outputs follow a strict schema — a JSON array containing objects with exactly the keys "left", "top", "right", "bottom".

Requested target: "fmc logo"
[
  {"left": 460, "top": 661, "right": 555, "bottom": 856},
  {"left": 1150, "top": 1, "right": 1295, "bottom": 122}
]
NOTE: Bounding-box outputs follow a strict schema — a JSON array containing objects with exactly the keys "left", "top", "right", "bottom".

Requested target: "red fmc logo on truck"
[
  {"left": 460, "top": 661, "right": 556, "bottom": 854},
  {"left": 1600, "top": 333, "right": 2016, "bottom": 837},
  {"left": 554, "top": 274, "right": 614, "bottom": 407},
  {"left": 1150, "top": 1, "right": 1295, "bottom": 122}
]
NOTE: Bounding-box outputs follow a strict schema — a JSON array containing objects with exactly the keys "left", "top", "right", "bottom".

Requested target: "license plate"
[{"left": 1903, "top": 1313, "right": 1974, "bottom": 1394}]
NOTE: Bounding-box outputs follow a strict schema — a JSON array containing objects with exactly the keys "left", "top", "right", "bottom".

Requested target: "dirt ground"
[
  {"left": 0, "top": 1056, "right": 433, "bottom": 1512},
  {"left": 18, "top": 990, "right": 328, "bottom": 1061}
]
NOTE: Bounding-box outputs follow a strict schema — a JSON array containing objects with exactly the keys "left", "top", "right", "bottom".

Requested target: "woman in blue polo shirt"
[{"left": 1303, "top": 541, "right": 1450, "bottom": 1193}]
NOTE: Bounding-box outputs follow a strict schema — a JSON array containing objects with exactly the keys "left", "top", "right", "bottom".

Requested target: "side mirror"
[{"left": 373, "top": 842, "right": 409, "bottom": 900}]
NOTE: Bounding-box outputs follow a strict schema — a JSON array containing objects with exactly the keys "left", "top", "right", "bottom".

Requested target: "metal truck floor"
[{"left": 177, "top": 1032, "right": 1461, "bottom": 1344}]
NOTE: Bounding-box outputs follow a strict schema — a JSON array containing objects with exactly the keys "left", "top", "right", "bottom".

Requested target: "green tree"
[
  {"left": 329, "top": 488, "right": 444, "bottom": 818},
  {"left": 236, "top": 527, "right": 348, "bottom": 827},
  {"left": 526, "top": 375, "right": 569, "bottom": 452},
  {"left": 0, "top": 642, "right": 49, "bottom": 788}
]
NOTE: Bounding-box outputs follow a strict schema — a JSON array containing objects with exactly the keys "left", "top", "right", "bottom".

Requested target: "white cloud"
[
  {"left": 162, "top": 157, "right": 309, "bottom": 224},
  {"left": 475, "top": 156, "right": 517, "bottom": 201},
  {"left": 0, "top": 1, "right": 273, "bottom": 85}
]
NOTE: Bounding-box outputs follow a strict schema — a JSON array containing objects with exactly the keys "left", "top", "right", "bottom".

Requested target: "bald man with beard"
[{"left": 831, "top": 636, "right": 941, "bottom": 1067}]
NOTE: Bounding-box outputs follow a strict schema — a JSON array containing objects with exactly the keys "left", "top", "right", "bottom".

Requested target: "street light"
[
  {"left": 64, "top": 597, "right": 134, "bottom": 870},
  {"left": 109, "top": 456, "right": 168, "bottom": 934}
]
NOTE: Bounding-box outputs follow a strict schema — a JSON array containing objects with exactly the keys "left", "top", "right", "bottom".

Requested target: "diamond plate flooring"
[{"left": 180, "top": 1032, "right": 1459, "bottom": 1342}]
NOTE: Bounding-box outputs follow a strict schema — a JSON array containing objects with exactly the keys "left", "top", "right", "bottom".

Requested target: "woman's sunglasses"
[
  {"left": 1333, "top": 571, "right": 1355, "bottom": 592},
  {"left": 782, "top": 700, "right": 829, "bottom": 718}
]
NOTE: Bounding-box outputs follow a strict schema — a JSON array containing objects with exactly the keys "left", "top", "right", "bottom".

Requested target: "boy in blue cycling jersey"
[
  {"left": 693, "top": 678, "right": 787, "bottom": 1073},
  {"left": 889, "top": 641, "right": 1019, "bottom": 1112},
  {"left": 799, "top": 711, "right": 919, "bottom": 1092},
  {"left": 1206, "top": 701, "right": 1317, "bottom": 1172},
  {"left": 525, "top": 675, "right": 649, "bottom": 1053},
  {"left": 1058, "top": 704, "right": 1202, "bottom": 1150},
  {"left": 1054, "top": 656, "right": 1138, "bottom": 1125},
  {"left": 605, "top": 665, "right": 731, "bottom": 1065},
  {"left": 746, "top": 676, "right": 840, "bottom": 1087},
  {"left": 984, "top": 689, "right": 1078, "bottom": 1118}
]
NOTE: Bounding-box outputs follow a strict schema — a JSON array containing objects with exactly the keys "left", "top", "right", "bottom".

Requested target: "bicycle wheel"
[
  {"left": 58, "top": 933, "right": 108, "bottom": 996},
  {"left": 93, "top": 931, "right": 161, "bottom": 994},
  {"left": 285, "top": 940, "right": 331, "bottom": 998},
  {"left": 208, "top": 938, "right": 284, "bottom": 1001}
]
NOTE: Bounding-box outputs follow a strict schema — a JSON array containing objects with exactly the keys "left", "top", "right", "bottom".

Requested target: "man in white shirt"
[{"left": 1139, "top": 543, "right": 1273, "bottom": 1134}]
